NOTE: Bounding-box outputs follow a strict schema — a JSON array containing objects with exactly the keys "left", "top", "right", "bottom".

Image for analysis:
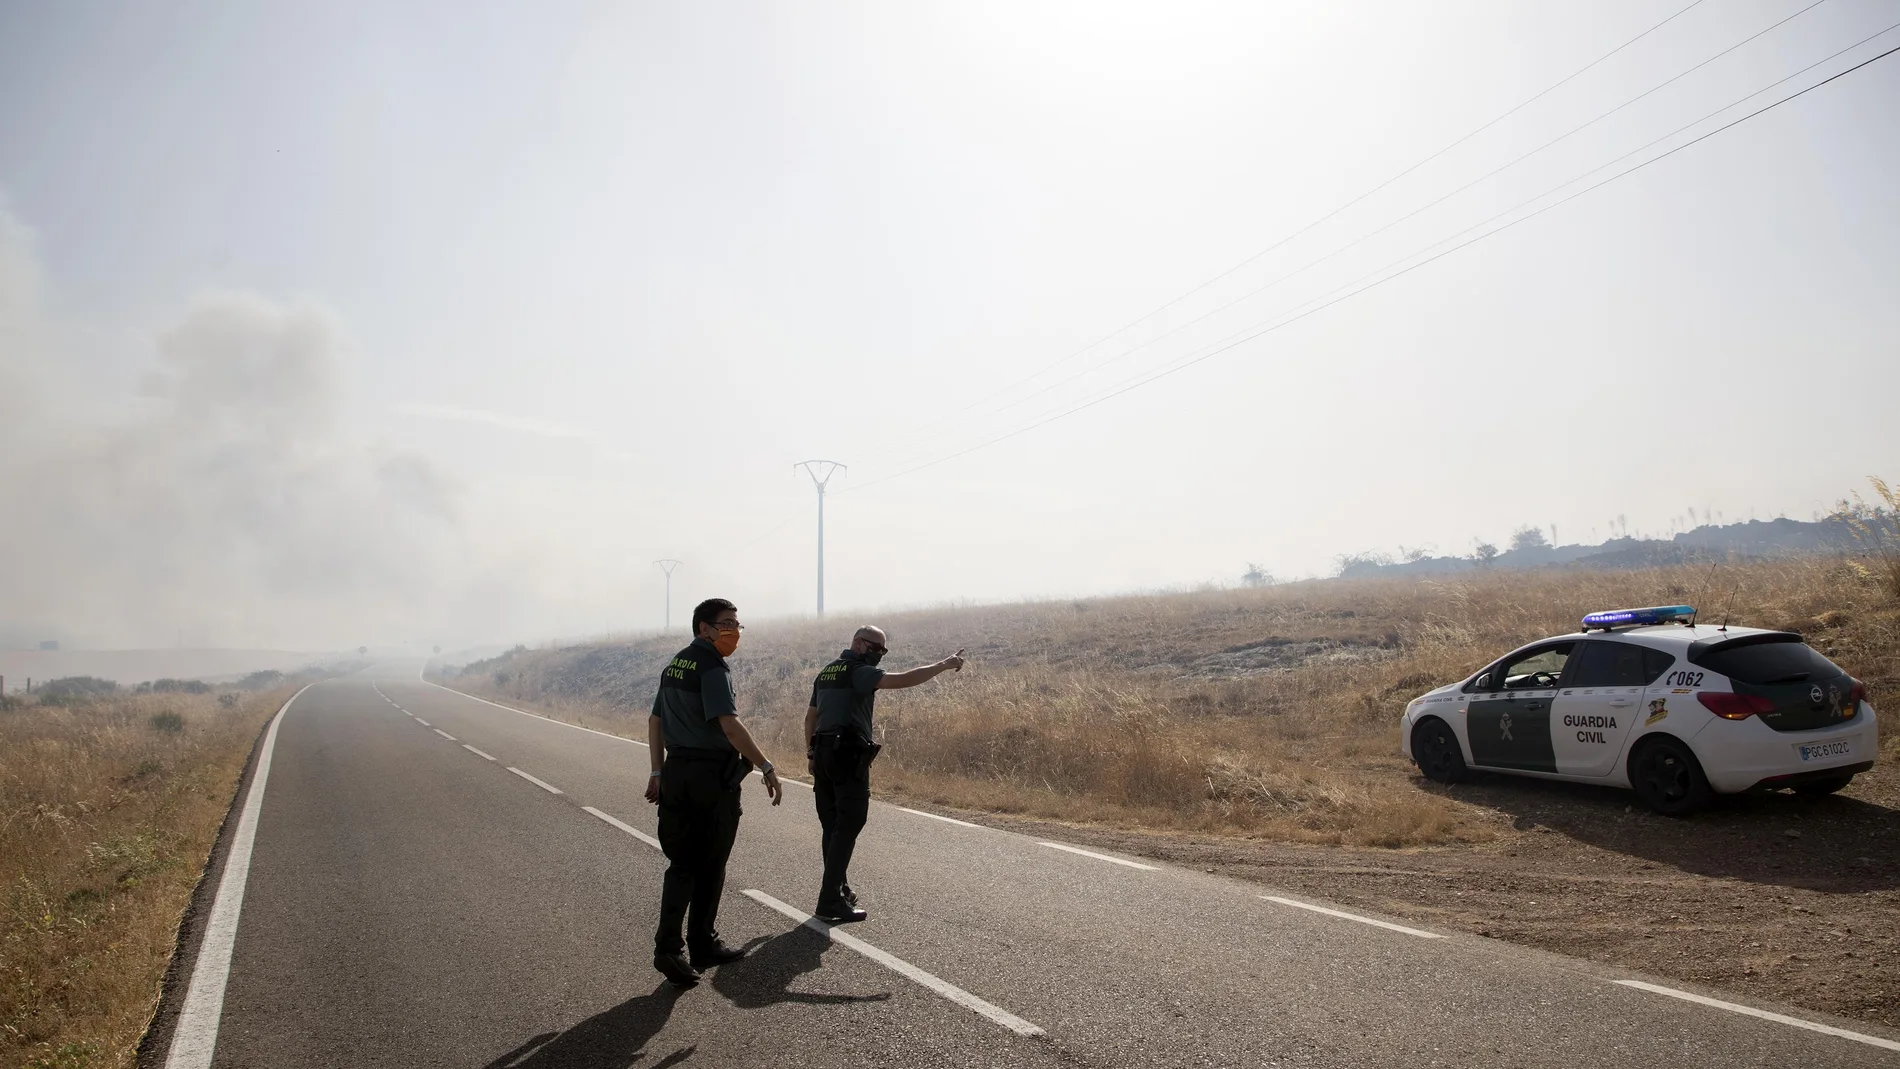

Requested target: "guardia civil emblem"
[{"left": 1499, "top": 712, "right": 1514, "bottom": 741}]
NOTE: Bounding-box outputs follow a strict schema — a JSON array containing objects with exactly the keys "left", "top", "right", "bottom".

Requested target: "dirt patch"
[
  {"left": 900, "top": 762, "right": 1900, "bottom": 1031},
  {"left": 1156, "top": 636, "right": 1399, "bottom": 680}
]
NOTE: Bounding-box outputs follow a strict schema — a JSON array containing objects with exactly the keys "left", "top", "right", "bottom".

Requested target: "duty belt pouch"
[{"left": 721, "top": 753, "right": 754, "bottom": 790}]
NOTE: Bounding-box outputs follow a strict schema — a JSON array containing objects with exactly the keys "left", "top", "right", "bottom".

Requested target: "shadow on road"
[
  {"left": 1437, "top": 770, "right": 1900, "bottom": 893},
  {"left": 481, "top": 982, "right": 692, "bottom": 1069},
  {"left": 709, "top": 927, "right": 893, "bottom": 1009}
]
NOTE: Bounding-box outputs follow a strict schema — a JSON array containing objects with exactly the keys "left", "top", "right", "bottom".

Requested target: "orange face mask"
[{"left": 713, "top": 628, "right": 741, "bottom": 657}]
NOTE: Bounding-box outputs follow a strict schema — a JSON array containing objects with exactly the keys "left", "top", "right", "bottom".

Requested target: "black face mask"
[{"left": 861, "top": 648, "right": 885, "bottom": 667}]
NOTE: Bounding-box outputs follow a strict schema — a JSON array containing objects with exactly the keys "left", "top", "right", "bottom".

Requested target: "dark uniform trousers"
[
  {"left": 811, "top": 732, "right": 876, "bottom": 907},
  {"left": 654, "top": 748, "right": 744, "bottom": 956}
]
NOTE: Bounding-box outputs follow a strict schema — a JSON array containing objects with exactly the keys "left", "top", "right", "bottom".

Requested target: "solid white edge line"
[
  {"left": 164, "top": 682, "right": 316, "bottom": 1069},
  {"left": 582, "top": 805, "right": 662, "bottom": 849},
  {"left": 1613, "top": 980, "right": 1900, "bottom": 1052},
  {"left": 417, "top": 672, "right": 648, "bottom": 747},
  {"left": 462, "top": 744, "right": 496, "bottom": 761},
  {"left": 1261, "top": 896, "right": 1443, "bottom": 939},
  {"left": 900, "top": 806, "right": 984, "bottom": 829},
  {"left": 740, "top": 889, "right": 1044, "bottom": 1037},
  {"left": 507, "top": 767, "right": 564, "bottom": 794},
  {"left": 433, "top": 728, "right": 457, "bottom": 741},
  {"left": 1036, "top": 841, "right": 1158, "bottom": 871}
]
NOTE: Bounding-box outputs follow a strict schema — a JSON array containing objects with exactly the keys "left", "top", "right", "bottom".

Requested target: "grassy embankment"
[
  {"left": 0, "top": 689, "right": 285, "bottom": 1069},
  {"left": 447, "top": 556, "right": 1900, "bottom": 848}
]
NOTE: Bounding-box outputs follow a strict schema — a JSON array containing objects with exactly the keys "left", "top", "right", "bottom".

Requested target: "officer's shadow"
[
  {"left": 480, "top": 982, "right": 693, "bottom": 1069},
  {"left": 708, "top": 927, "right": 893, "bottom": 1010}
]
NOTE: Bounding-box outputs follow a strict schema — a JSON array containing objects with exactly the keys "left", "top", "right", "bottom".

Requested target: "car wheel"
[
  {"left": 1411, "top": 718, "right": 1468, "bottom": 784},
  {"left": 1629, "top": 737, "right": 1712, "bottom": 817},
  {"left": 1792, "top": 774, "right": 1854, "bottom": 796}
]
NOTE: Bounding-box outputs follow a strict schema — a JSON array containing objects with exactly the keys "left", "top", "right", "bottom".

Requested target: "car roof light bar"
[{"left": 1580, "top": 605, "right": 1696, "bottom": 631}]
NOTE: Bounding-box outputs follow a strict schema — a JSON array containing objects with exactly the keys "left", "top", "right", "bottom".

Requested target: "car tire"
[
  {"left": 1629, "top": 737, "right": 1712, "bottom": 817},
  {"left": 1791, "top": 774, "right": 1855, "bottom": 796},
  {"left": 1411, "top": 718, "right": 1468, "bottom": 784}
]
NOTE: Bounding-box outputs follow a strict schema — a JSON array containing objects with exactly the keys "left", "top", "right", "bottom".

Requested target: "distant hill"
[{"left": 1340, "top": 517, "right": 1857, "bottom": 579}]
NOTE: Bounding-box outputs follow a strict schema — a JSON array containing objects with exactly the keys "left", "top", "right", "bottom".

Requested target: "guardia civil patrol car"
[{"left": 1400, "top": 605, "right": 1877, "bottom": 815}]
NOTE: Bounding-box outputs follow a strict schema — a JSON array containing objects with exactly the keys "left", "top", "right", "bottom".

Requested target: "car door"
[
  {"left": 1466, "top": 642, "right": 1573, "bottom": 773},
  {"left": 1552, "top": 640, "right": 1650, "bottom": 776}
]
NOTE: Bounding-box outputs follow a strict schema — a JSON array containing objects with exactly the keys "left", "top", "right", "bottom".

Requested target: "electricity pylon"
[
  {"left": 653, "top": 559, "right": 683, "bottom": 631},
  {"left": 794, "top": 461, "right": 846, "bottom": 616}
]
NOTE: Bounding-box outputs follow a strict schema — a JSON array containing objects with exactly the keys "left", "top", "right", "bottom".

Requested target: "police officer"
[
  {"left": 805, "top": 626, "right": 964, "bottom": 922},
  {"left": 645, "top": 597, "right": 782, "bottom": 986}
]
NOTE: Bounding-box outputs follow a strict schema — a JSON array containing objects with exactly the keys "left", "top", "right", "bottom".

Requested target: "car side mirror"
[{"left": 1474, "top": 671, "right": 1493, "bottom": 691}]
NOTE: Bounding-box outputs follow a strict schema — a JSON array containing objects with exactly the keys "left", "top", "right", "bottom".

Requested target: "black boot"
[
  {"left": 653, "top": 952, "right": 701, "bottom": 986},
  {"left": 690, "top": 942, "right": 748, "bottom": 970}
]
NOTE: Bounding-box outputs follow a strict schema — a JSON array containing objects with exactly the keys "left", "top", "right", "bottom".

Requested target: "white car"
[{"left": 1400, "top": 605, "right": 1876, "bottom": 815}]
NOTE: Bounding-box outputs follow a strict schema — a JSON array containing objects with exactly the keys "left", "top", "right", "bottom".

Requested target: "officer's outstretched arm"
[
  {"left": 716, "top": 715, "right": 783, "bottom": 805},
  {"left": 876, "top": 649, "right": 967, "bottom": 690}
]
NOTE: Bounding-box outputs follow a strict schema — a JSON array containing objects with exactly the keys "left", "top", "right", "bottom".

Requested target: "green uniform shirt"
[
  {"left": 651, "top": 637, "right": 737, "bottom": 752},
  {"left": 810, "top": 651, "right": 886, "bottom": 741}
]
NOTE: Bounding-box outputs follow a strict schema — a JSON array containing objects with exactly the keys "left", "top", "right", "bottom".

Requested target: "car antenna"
[
  {"left": 1718, "top": 584, "right": 1741, "bottom": 632},
  {"left": 1689, "top": 560, "right": 1719, "bottom": 627}
]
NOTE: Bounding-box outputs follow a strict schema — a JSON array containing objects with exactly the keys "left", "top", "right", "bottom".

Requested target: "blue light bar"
[{"left": 1581, "top": 605, "right": 1696, "bottom": 630}]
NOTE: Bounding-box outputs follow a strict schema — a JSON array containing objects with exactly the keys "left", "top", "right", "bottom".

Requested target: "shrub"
[
  {"left": 37, "top": 677, "right": 119, "bottom": 703},
  {"left": 149, "top": 712, "right": 185, "bottom": 733}
]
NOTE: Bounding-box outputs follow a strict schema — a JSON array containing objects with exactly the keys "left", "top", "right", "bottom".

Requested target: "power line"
[
  {"left": 879, "top": 0, "right": 1710, "bottom": 453},
  {"left": 878, "top": 0, "right": 1833, "bottom": 470},
  {"left": 843, "top": 39, "right": 1900, "bottom": 496}
]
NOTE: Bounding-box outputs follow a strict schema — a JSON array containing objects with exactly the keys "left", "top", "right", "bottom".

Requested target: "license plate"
[{"left": 1796, "top": 737, "right": 1857, "bottom": 762}]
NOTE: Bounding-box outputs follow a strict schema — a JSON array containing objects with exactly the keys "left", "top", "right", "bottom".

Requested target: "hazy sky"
[{"left": 2, "top": 0, "right": 1896, "bottom": 649}]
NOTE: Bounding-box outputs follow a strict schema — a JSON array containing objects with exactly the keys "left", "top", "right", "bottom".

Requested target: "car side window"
[
  {"left": 1565, "top": 641, "right": 1655, "bottom": 687},
  {"left": 1641, "top": 648, "right": 1674, "bottom": 683},
  {"left": 1500, "top": 643, "right": 1574, "bottom": 690}
]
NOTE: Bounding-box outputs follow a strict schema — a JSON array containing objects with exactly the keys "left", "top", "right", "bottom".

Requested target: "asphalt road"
[{"left": 143, "top": 665, "right": 1900, "bottom": 1068}]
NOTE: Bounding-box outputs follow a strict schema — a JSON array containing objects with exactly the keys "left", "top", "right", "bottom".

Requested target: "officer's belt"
[{"left": 666, "top": 746, "right": 739, "bottom": 762}]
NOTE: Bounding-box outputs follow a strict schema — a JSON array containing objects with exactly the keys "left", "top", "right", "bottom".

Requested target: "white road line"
[
  {"left": 414, "top": 718, "right": 431, "bottom": 727},
  {"left": 433, "top": 728, "right": 457, "bottom": 741},
  {"left": 900, "top": 806, "right": 984, "bottom": 829},
  {"left": 1613, "top": 980, "right": 1900, "bottom": 1052},
  {"left": 164, "top": 682, "right": 315, "bottom": 1069},
  {"left": 507, "top": 767, "right": 564, "bottom": 794},
  {"left": 741, "top": 889, "right": 1044, "bottom": 1037},
  {"left": 462, "top": 744, "right": 496, "bottom": 761},
  {"left": 582, "top": 805, "right": 662, "bottom": 849},
  {"left": 1261, "top": 895, "right": 1443, "bottom": 939},
  {"left": 419, "top": 676, "right": 648, "bottom": 747},
  {"left": 1037, "top": 842, "right": 1158, "bottom": 871}
]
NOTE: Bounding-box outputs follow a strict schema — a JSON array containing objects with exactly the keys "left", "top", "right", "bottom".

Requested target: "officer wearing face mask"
[
  {"left": 805, "top": 626, "right": 964, "bottom": 922},
  {"left": 645, "top": 597, "right": 782, "bottom": 986}
]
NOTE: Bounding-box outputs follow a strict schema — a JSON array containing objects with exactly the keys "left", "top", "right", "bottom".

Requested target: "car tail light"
[
  {"left": 1697, "top": 691, "right": 1775, "bottom": 720},
  {"left": 1847, "top": 678, "right": 1867, "bottom": 709}
]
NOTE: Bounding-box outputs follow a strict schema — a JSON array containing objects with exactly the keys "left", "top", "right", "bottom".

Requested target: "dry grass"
[
  {"left": 450, "top": 556, "right": 1900, "bottom": 850},
  {"left": 0, "top": 690, "right": 283, "bottom": 1069}
]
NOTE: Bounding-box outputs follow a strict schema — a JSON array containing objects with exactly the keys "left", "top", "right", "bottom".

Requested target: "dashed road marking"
[
  {"left": 1261, "top": 896, "right": 1443, "bottom": 939},
  {"left": 1037, "top": 842, "right": 1158, "bottom": 871},
  {"left": 414, "top": 719, "right": 431, "bottom": 727},
  {"left": 507, "top": 767, "right": 563, "bottom": 795},
  {"left": 1613, "top": 980, "right": 1900, "bottom": 1052},
  {"left": 741, "top": 889, "right": 1044, "bottom": 1037},
  {"left": 462, "top": 744, "right": 496, "bottom": 761},
  {"left": 433, "top": 728, "right": 457, "bottom": 741},
  {"left": 420, "top": 676, "right": 648, "bottom": 747},
  {"left": 164, "top": 684, "right": 315, "bottom": 1069},
  {"left": 583, "top": 806, "right": 661, "bottom": 849},
  {"left": 901, "top": 806, "right": 984, "bottom": 829}
]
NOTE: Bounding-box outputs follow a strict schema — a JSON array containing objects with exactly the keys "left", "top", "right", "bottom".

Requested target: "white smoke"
[{"left": 0, "top": 206, "right": 491, "bottom": 650}]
